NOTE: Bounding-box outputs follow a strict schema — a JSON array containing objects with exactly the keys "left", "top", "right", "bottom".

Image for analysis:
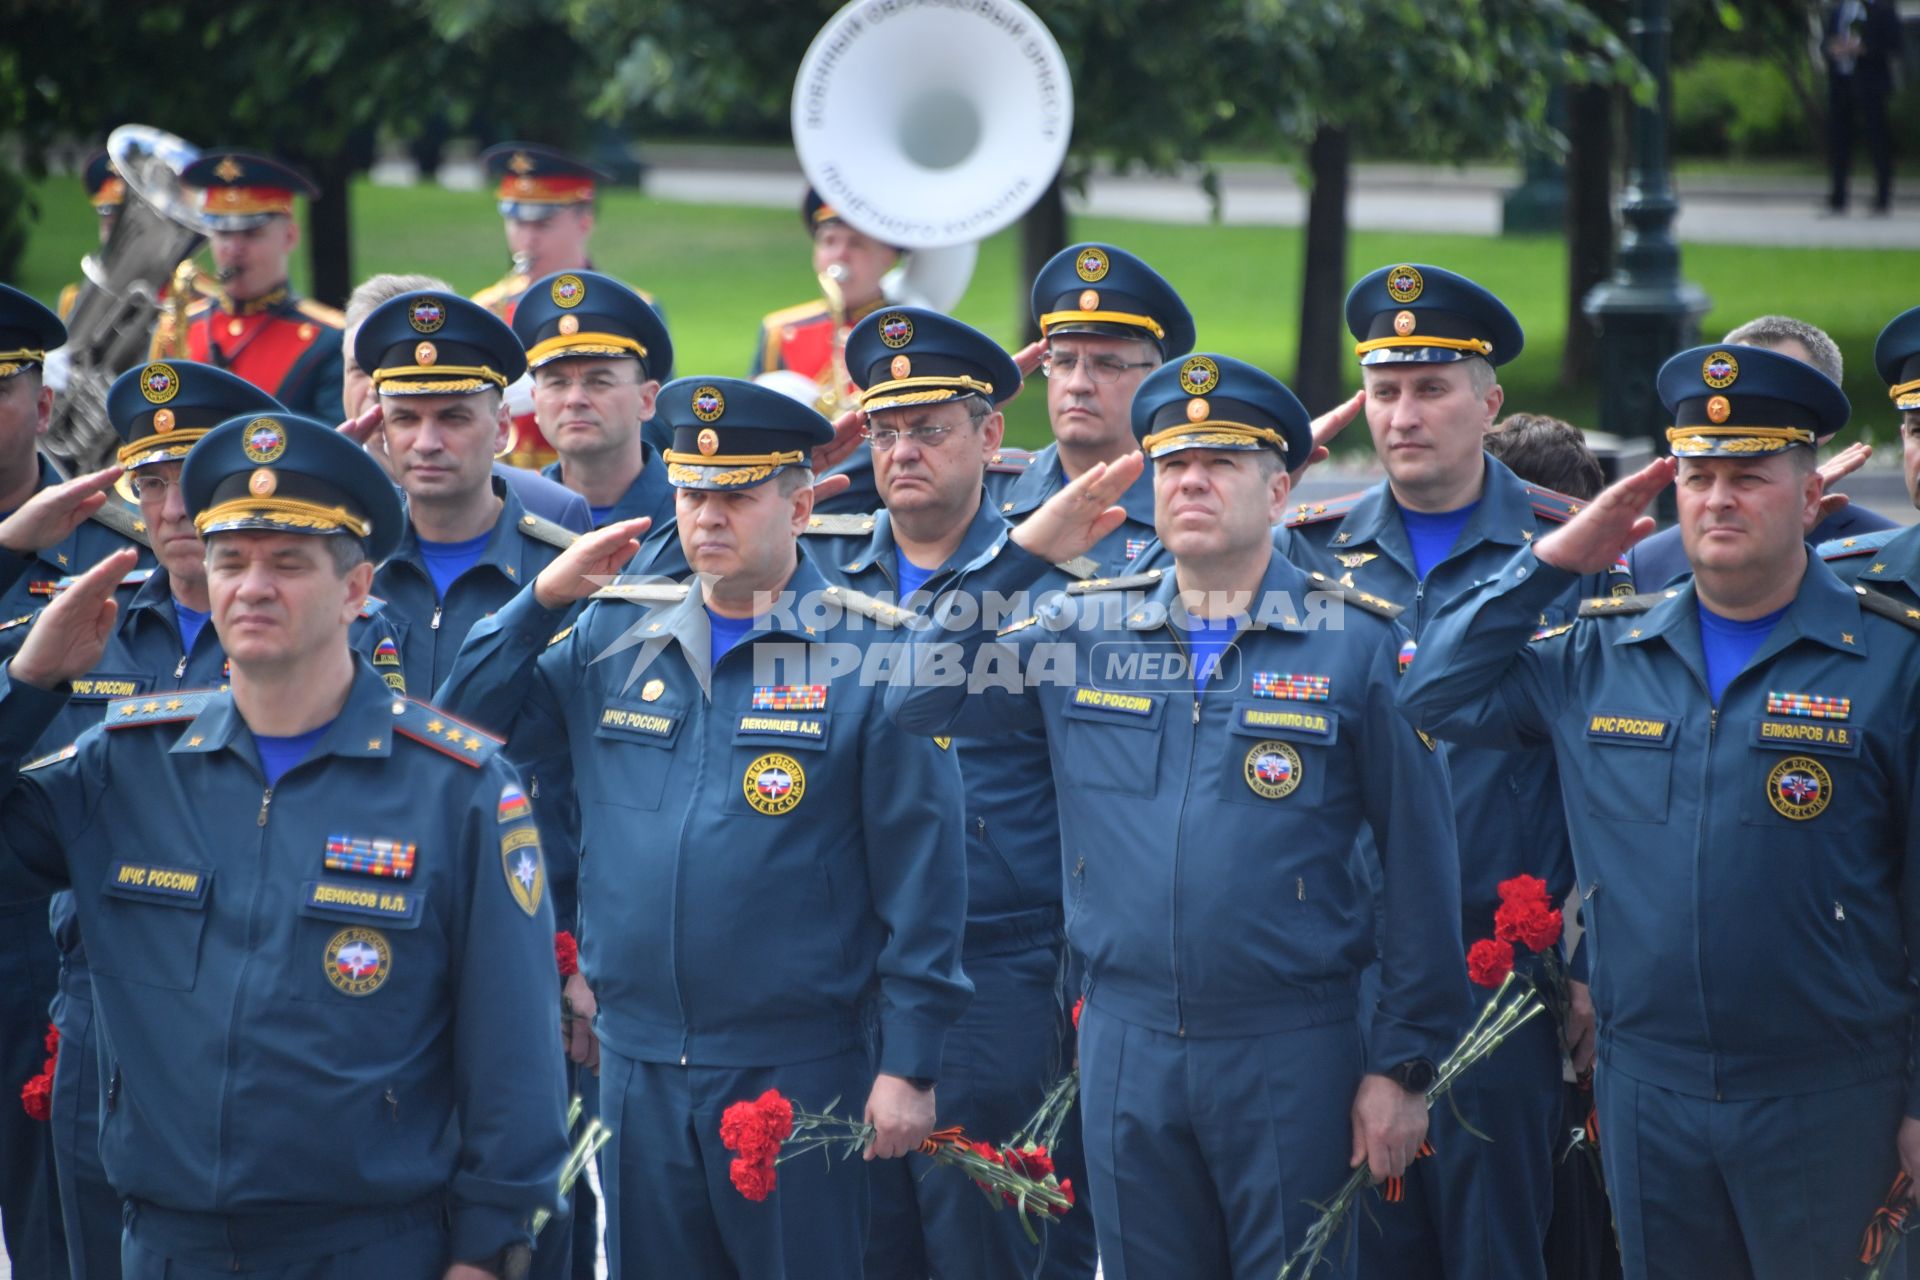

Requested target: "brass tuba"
[{"left": 45, "top": 125, "right": 211, "bottom": 473}]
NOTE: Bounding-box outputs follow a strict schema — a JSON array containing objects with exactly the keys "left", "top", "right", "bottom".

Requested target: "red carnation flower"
[
  {"left": 1072, "top": 996, "right": 1083, "bottom": 1029},
  {"left": 729, "top": 1154, "right": 778, "bottom": 1201},
  {"left": 720, "top": 1090, "right": 794, "bottom": 1166},
  {"left": 20, "top": 1071, "right": 51, "bottom": 1122},
  {"left": 1052, "top": 1178, "right": 1075, "bottom": 1215},
  {"left": 969, "top": 1140, "right": 1005, "bottom": 1165},
  {"left": 1494, "top": 898, "right": 1564, "bottom": 953},
  {"left": 1006, "top": 1144, "right": 1054, "bottom": 1180},
  {"left": 1467, "top": 937, "right": 1515, "bottom": 988},
  {"left": 554, "top": 931, "right": 579, "bottom": 978},
  {"left": 755, "top": 1090, "right": 794, "bottom": 1143},
  {"left": 1496, "top": 874, "right": 1550, "bottom": 908},
  {"left": 43, "top": 1024, "right": 58, "bottom": 1057}
]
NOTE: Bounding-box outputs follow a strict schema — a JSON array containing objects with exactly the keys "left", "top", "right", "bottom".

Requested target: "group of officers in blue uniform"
[{"left": 2, "top": 201, "right": 1920, "bottom": 1280}]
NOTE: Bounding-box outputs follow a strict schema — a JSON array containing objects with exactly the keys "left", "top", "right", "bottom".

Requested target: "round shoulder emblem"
[
  {"left": 691, "top": 386, "right": 726, "bottom": 423},
  {"left": 1766, "top": 756, "right": 1830, "bottom": 820},
  {"left": 1075, "top": 247, "right": 1110, "bottom": 282},
  {"left": 744, "top": 752, "right": 806, "bottom": 816},
  {"left": 1180, "top": 355, "right": 1220, "bottom": 395},
  {"left": 407, "top": 296, "right": 446, "bottom": 334},
  {"left": 140, "top": 362, "right": 180, "bottom": 405},
  {"left": 1244, "top": 740, "right": 1303, "bottom": 799},
  {"left": 879, "top": 312, "right": 914, "bottom": 349},
  {"left": 1702, "top": 350, "right": 1739, "bottom": 390},
  {"left": 552, "top": 274, "right": 586, "bottom": 309},
  {"left": 1386, "top": 265, "right": 1424, "bottom": 304},
  {"left": 323, "top": 926, "right": 391, "bottom": 996},
  {"left": 242, "top": 417, "right": 287, "bottom": 464}
]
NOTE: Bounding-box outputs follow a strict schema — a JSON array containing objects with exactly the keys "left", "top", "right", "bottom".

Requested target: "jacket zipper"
[{"left": 1696, "top": 705, "right": 1720, "bottom": 1099}]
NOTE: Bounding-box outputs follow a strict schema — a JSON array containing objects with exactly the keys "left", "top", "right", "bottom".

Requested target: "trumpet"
[{"left": 816, "top": 263, "right": 851, "bottom": 417}]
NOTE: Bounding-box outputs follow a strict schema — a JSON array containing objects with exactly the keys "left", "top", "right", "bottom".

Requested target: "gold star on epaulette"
[
  {"left": 117, "top": 704, "right": 137, "bottom": 717},
  {"left": 444, "top": 724, "right": 464, "bottom": 741},
  {"left": 1842, "top": 539, "right": 1858, "bottom": 548},
  {"left": 187, "top": 735, "right": 203, "bottom": 747},
  {"left": 465, "top": 735, "right": 482, "bottom": 750},
  {"left": 164, "top": 698, "right": 183, "bottom": 711},
  {"left": 1630, "top": 628, "right": 1642, "bottom": 638},
  {"left": 647, "top": 622, "right": 662, "bottom": 632},
  {"left": 141, "top": 700, "right": 160, "bottom": 712},
  {"left": 426, "top": 718, "right": 444, "bottom": 733},
  {"left": 1356, "top": 592, "right": 1390, "bottom": 610},
  {"left": 368, "top": 739, "right": 382, "bottom": 749},
  {"left": 134, "top": 520, "right": 146, "bottom": 534},
  {"left": 1871, "top": 563, "right": 1887, "bottom": 574},
  {"left": 1907, "top": 609, "right": 1920, "bottom": 621}
]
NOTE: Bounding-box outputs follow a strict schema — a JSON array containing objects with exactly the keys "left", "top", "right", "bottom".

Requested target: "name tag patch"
[
  {"left": 1251, "top": 672, "right": 1329, "bottom": 702},
  {"left": 106, "top": 861, "right": 209, "bottom": 906},
  {"left": 304, "top": 880, "right": 421, "bottom": 923},
  {"left": 1238, "top": 706, "right": 1334, "bottom": 738},
  {"left": 324, "top": 834, "right": 417, "bottom": 880},
  {"left": 1753, "top": 718, "right": 1859, "bottom": 754},
  {"left": 751, "top": 684, "right": 826, "bottom": 712},
  {"left": 736, "top": 714, "right": 826, "bottom": 742},
  {"left": 1586, "top": 714, "right": 1673, "bottom": 746}
]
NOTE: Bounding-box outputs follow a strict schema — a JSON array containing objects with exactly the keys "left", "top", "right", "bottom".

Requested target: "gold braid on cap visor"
[
  {"left": 1140, "top": 421, "right": 1289, "bottom": 458},
  {"left": 1888, "top": 376, "right": 1920, "bottom": 408},
  {"left": 118, "top": 431, "right": 209, "bottom": 468},
  {"left": 1665, "top": 425, "right": 1817, "bottom": 455},
  {"left": 370, "top": 363, "right": 509, "bottom": 395},
  {"left": 1353, "top": 335, "right": 1493, "bottom": 357},
  {"left": 1038, "top": 310, "right": 1167, "bottom": 340},
  {"left": 662, "top": 449, "right": 808, "bottom": 488},
  {"left": 858, "top": 375, "right": 993, "bottom": 411},
  {"left": 524, "top": 334, "right": 649, "bottom": 368},
  {"left": 0, "top": 348, "right": 46, "bottom": 379},
  {"left": 194, "top": 498, "right": 372, "bottom": 538}
]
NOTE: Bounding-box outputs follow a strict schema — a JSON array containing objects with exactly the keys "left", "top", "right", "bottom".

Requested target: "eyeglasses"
[
  {"left": 1041, "top": 352, "right": 1156, "bottom": 384},
  {"left": 861, "top": 424, "right": 956, "bottom": 452},
  {"left": 129, "top": 474, "right": 178, "bottom": 500}
]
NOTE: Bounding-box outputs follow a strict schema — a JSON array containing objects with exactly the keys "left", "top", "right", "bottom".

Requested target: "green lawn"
[{"left": 14, "top": 174, "right": 1917, "bottom": 449}]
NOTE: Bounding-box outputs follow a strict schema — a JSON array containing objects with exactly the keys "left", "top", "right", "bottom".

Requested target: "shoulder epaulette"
[
  {"left": 1302, "top": 571, "right": 1404, "bottom": 619},
  {"left": 823, "top": 583, "right": 916, "bottom": 626},
  {"left": 761, "top": 299, "right": 832, "bottom": 329},
  {"left": 1054, "top": 555, "right": 1100, "bottom": 581},
  {"left": 1530, "top": 621, "right": 1576, "bottom": 643},
  {"left": 803, "top": 512, "right": 879, "bottom": 536},
  {"left": 88, "top": 500, "right": 151, "bottom": 548},
  {"left": 1283, "top": 491, "right": 1366, "bottom": 529},
  {"left": 1577, "top": 592, "right": 1663, "bottom": 617},
  {"left": 590, "top": 580, "right": 690, "bottom": 603},
  {"left": 39, "top": 566, "right": 154, "bottom": 597},
  {"left": 391, "top": 700, "right": 503, "bottom": 766},
  {"left": 104, "top": 688, "right": 216, "bottom": 729},
  {"left": 1065, "top": 568, "right": 1165, "bottom": 595},
  {"left": 1854, "top": 586, "right": 1920, "bottom": 633},
  {"left": 987, "top": 448, "right": 1034, "bottom": 476},
  {"left": 1524, "top": 483, "right": 1585, "bottom": 525},
  {"left": 515, "top": 511, "right": 580, "bottom": 552},
  {"left": 22, "top": 742, "right": 77, "bottom": 772},
  {"left": 1819, "top": 529, "right": 1900, "bottom": 561},
  {"left": 293, "top": 298, "right": 344, "bottom": 328}
]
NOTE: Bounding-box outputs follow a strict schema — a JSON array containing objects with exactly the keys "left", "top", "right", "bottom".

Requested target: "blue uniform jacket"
[
  {"left": 1631, "top": 503, "right": 1898, "bottom": 591},
  {"left": 1399, "top": 547, "right": 1920, "bottom": 1109},
  {"left": 1286, "top": 458, "right": 1592, "bottom": 972},
  {"left": 433, "top": 558, "right": 972, "bottom": 1078},
  {"left": 0, "top": 663, "right": 568, "bottom": 1257},
  {"left": 808, "top": 499, "right": 1066, "bottom": 950},
  {"left": 540, "top": 447, "right": 677, "bottom": 531},
  {"left": 1819, "top": 523, "right": 1914, "bottom": 594},
  {"left": 886, "top": 542, "right": 1471, "bottom": 1070},
  {"left": 985, "top": 442, "right": 1160, "bottom": 577},
  {"left": 0, "top": 457, "right": 156, "bottom": 621}
]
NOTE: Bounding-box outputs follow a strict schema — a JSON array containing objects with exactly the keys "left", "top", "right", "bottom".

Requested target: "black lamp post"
[{"left": 1582, "top": 0, "right": 1709, "bottom": 515}]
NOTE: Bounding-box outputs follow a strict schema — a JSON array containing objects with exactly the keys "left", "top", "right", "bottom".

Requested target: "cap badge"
[
  {"left": 508, "top": 151, "right": 536, "bottom": 175},
  {"left": 1078, "top": 289, "right": 1100, "bottom": 311},
  {"left": 1180, "top": 356, "right": 1219, "bottom": 395},
  {"left": 890, "top": 354, "right": 911, "bottom": 379},
  {"left": 1075, "top": 247, "right": 1110, "bottom": 282},
  {"left": 557, "top": 315, "right": 579, "bottom": 335},
  {"left": 1394, "top": 310, "right": 1417, "bottom": 336},
  {"left": 212, "top": 156, "right": 243, "bottom": 183},
  {"left": 1387, "top": 265, "right": 1424, "bottom": 304},
  {"left": 692, "top": 386, "right": 726, "bottom": 423},
  {"left": 248, "top": 468, "right": 277, "bottom": 497},
  {"left": 153, "top": 409, "right": 175, "bottom": 433},
  {"left": 879, "top": 312, "right": 914, "bottom": 349},
  {"left": 140, "top": 362, "right": 180, "bottom": 405},
  {"left": 1706, "top": 395, "right": 1731, "bottom": 424},
  {"left": 552, "top": 274, "right": 586, "bottom": 309},
  {"left": 242, "top": 418, "right": 287, "bottom": 464},
  {"left": 1702, "top": 351, "right": 1739, "bottom": 389},
  {"left": 1186, "top": 398, "right": 1210, "bottom": 422},
  {"left": 407, "top": 297, "right": 446, "bottom": 334},
  {"left": 697, "top": 428, "right": 720, "bottom": 456},
  {"left": 414, "top": 342, "right": 437, "bottom": 367}
]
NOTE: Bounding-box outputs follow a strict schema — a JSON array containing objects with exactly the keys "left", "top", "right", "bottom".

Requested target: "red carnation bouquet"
[
  {"left": 554, "top": 930, "right": 579, "bottom": 979},
  {"left": 720, "top": 1089, "right": 1074, "bottom": 1239},
  {"left": 19, "top": 1022, "right": 57, "bottom": 1122}
]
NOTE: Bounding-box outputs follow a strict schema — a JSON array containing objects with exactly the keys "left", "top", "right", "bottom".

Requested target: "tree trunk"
[
  {"left": 1561, "top": 81, "right": 1616, "bottom": 389},
  {"left": 303, "top": 149, "right": 354, "bottom": 309},
  {"left": 1293, "top": 125, "right": 1350, "bottom": 415},
  {"left": 1020, "top": 173, "right": 1069, "bottom": 344}
]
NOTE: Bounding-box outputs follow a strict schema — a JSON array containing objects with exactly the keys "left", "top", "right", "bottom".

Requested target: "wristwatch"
[{"left": 1385, "top": 1058, "right": 1436, "bottom": 1093}]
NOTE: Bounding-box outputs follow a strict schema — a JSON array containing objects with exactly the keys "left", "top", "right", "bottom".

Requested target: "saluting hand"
[
  {"left": 812, "top": 405, "right": 868, "bottom": 475},
  {"left": 1009, "top": 452, "right": 1146, "bottom": 565},
  {"left": 0, "top": 466, "right": 125, "bottom": 556},
  {"left": 11, "top": 548, "right": 139, "bottom": 690},
  {"left": 532, "top": 517, "right": 653, "bottom": 611},
  {"left": 1534, "top": 457, "right": 1675, "bottom": 576},
  {"left": 997, "top": 339, "right": 1048, "bottom": 408},
  {"left": 1810, "top": 441, "right": 1870, "bottom": 528},
  {"left": 863, "top": 1073, "right": 936, "bottom": 1161},
  {"left": 334, "top": 402, "right": 384, "bottom": 447},
  {"left": 1291, "top": 389, "right": 1366, "bottom": 483}
]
